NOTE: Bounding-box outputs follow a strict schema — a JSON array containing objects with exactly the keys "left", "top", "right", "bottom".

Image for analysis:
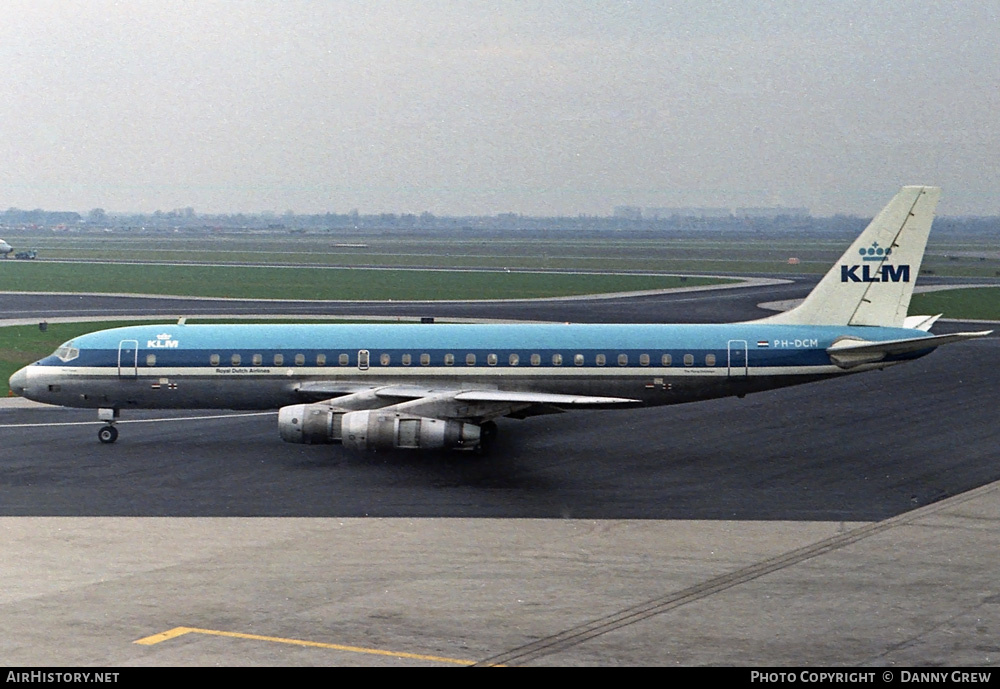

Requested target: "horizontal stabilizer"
[
  {"left": 902, "top": 314, "right": 942, "bottom": 332},
  {"left": 827, "top": 330, "right": 992, "bottom": 368}
]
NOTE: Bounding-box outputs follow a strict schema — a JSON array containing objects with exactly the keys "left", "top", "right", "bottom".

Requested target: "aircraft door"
[
  {"left": 118, "top": 339, "right": 139, "bottom": 379},
  {"left": 727, "top": 340, "right": 748, "bottom": 378},
  {"left": 358, "top": 349, "right": 369, "bottom": 371}
]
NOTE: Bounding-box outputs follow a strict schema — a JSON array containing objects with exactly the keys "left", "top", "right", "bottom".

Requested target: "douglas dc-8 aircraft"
[{"left": 8, "top": 186, "right": 991, "bottom": 450}]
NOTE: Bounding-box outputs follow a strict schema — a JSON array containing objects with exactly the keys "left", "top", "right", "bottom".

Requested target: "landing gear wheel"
[
  {"left": 98, "top": 425, "right": 119, "bottom": 444},
  {"left": 475, "top": 421, "right": 498, "bottom": 455}
]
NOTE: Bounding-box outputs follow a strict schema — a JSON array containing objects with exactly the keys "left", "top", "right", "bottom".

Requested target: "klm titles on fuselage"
[{"left": 146, "top": 334, "right": 179, "bottom": 349}]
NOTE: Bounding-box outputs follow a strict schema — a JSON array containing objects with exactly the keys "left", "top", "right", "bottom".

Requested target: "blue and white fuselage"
[
  {"left": 14, "top": 321, "right": 938, "bottom": 412},
  {"left": 7, "top": 187, "right": 991, "bottom": 450}
]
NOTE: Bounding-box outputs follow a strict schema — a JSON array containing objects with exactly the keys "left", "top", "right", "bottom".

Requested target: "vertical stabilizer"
[{"left": 758, "top": 186, "right": 940, "bottom": 327}]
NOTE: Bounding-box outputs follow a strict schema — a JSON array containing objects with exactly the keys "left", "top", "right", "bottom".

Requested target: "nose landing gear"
[
  {"left": 98, "top": 408, "right": 120, "bottom": 444},
  {"left": 98, "top": 425, "right": 119, "bottom": 444}
]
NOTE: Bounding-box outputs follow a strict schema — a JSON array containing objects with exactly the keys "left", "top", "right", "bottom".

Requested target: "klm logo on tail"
[
  {"left": 840, "top": 264, "right": 910, "bottom": 283},
  {"left": 841, "top": 242, "right": 909, "bottom": 283}
]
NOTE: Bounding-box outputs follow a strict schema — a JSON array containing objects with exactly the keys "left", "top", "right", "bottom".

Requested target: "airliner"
[
  {"left": 8, "top": 186, "right": 991, "bottom": 451},
  {"left": 0, "top": 239, "right": 12, "bottom": 258}
]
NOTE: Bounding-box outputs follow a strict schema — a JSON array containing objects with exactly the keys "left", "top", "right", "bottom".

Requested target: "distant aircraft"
[
  {"left": 0, "top": 239, "right": 12, "bottom": 258},
  {"left": 8, "top": 186, "right": 991, "bottom": 449}
]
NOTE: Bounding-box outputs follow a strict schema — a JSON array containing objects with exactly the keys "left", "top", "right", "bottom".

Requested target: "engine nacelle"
[
  {"left": 278, "top": 403, "right": 348, "bottom": 444},
  {"left": 341, "top": 410, "right": 481, "bottom": 451}
]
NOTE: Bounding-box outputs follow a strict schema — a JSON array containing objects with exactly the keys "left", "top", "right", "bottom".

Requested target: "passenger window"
[
  {"left": 253, "top": 354, "right": 263, "bottom": 366},
  {"left": 661, "top": 353, "right": 672, "bottom": 366},
  {"left": 684, "top": 354, "right": 694, "bottom": 366},
  {"left": 444, "top": 353, "right": 454, "bottom": 366},
  {"left": 705, "top": 354, "right": 716, "bottom": 366},
  {"left": 618, "top": 353, "right": 628, "bottom": 366},
  {"left": 380, "top": 353, "right": 390, "bottom": 366},
  {"left": 210, "top": 354, "right": 220, "bottom": 366},
  {"left": 274, "top": 354, "right": 284, "bottom": 366},
  {"left": 146, "top": 354, "right": 156, "bottom": 366},
  {"left": 295, "top": 353, "right": 305, "bottom": 366},
  {"left": 420, "top": 353, "right": 430, "bottom": 366},
  {"left": 339, "top": 353, "right": 349, "bottom": 366},
  {"left": 596, "top": 354, "right": 606, "bottom": 366},
  {"left": 487, "top": 353, "right": 497, "bottom": 366},
  {"left": 639, "top": 353, "right": 650, "bottom": 366},
  {"left": 509, "top": 353, "right": 519, "bottom": 366},
  {"left": 552, "top": 353, "right": 563, "bottom": 366},
  {"left": 530, "top": 354, "right": 541, "bottom": 366},
  {"left": 466, "top": 353, "right": 476, "bottom": 366},
  {"left": 574, "top": 354, "right": 584, "bottom": 366},
  {"left": 402, "top": 353, "right": 412, "bottom": 366},
  {"left": 231, "top": 353, "right": 241, "bottom": 366},
  {"left": 316, "top": 354, "right": 326, "bottom": 366}
]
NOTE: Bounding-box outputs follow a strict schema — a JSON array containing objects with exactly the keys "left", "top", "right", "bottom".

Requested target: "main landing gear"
[
  {"left": 98, "top": 408, "right": 119, "bottom": 444},
  {"left": 474, "top": 421, "right": 498, "bottom": 456}
]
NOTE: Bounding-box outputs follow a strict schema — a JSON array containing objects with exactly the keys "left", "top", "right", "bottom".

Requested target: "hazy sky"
[{"left": 2, "top": 1, "right": 997, "bottom": 216}]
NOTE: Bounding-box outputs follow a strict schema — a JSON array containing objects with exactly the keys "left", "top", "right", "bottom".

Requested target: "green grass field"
[
  {"left": 909, "top": 288, "right": 1000, "bottom": 321},
  {"left": 0, "top": 262, "right": 725, "bottom": 300},
  {"left": 7, "top": 228, "right": 1000, "bottom": 277}
]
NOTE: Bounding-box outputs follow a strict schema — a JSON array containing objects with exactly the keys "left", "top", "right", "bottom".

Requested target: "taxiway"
[{"left": 1, "top": 281, "right": 997, "bottom": 665}]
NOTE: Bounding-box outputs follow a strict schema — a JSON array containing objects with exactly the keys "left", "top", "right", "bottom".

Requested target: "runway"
[{"left": 1, "top": 282, "right": 998, "bottom": 665}]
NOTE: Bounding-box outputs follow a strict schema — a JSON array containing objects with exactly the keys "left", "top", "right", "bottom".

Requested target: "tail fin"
[{"left": 758, "top": 186, "right": 940, "bottom": 327}]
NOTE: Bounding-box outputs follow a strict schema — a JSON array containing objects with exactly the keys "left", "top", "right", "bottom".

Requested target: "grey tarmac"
[{"left": 0, "top": 282, "right": 997, "bottom": 665}]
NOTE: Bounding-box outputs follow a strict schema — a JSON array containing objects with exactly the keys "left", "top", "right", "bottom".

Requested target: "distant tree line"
[
  {"left": 2, "top": 207, "right": 82, "bottom": 226},
  {"left": 2, "top": 205, "right": 999, "bottom": 239}
]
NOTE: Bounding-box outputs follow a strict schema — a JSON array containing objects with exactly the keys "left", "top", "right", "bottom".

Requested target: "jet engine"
[
  {"left": 278, "top": 404, "right": 482, "bottom": 451},
  {"left": 278, "top": 402, "right": 348, "bottom": 444},
  {"left": 341, "top": 409, "right": 481, "bottom": 451}
]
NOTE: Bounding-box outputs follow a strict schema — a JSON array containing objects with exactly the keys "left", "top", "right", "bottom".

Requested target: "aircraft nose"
[{"left": 8, "top": 367, "right": 28, "bottom": 397}]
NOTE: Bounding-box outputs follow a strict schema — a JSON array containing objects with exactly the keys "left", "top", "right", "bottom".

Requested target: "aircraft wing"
[
  {"left": 296, "top": 381, "right": 638, "bottom": 405},
  {"left": 827, "top": 330, "right": 992, "bottom": 368},
  {"left": 396, "top": 389, "right": 641, "bottom": 421},
  {"left": 295, "top": 382, "right": 640, "bottom": 421},
  {"left": 452, "top": 390, "right": 639, "bottom": 405},
  {"left": 295, "top": 381, "right": 418, "bottom": 399}
]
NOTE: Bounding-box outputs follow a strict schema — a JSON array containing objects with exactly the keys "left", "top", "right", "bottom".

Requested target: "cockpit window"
[{"left": 54, "top": 341, "right": 80, "bottom": 362}]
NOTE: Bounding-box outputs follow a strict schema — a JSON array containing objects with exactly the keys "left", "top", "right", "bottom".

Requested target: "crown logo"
[
  {"left": 156, "top": 333, "right": 173, "bottom": 340},
  {"left": 858, "top": 241, "right": 892, "bottom": 261}
]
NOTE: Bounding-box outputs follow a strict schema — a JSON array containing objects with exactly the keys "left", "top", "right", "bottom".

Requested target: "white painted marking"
[{"left": 0, "top": 411, "right": 275, "bottom": 429}]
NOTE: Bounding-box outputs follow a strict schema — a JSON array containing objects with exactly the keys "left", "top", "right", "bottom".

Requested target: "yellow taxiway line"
[{"left": 134, "top": 626, "right": 479, "bottom": 666}]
